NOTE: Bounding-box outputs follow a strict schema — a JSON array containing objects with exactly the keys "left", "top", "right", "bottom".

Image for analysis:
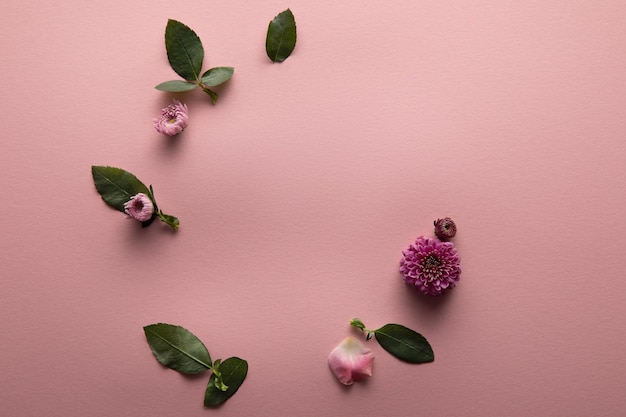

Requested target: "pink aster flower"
[
  {"left": 434, "top": 217, "right": 457, "bottom": 240},
  {"left": 124, "top": 193, "right": 154, "bottom": 222},
  {"left": 328, "top": 336, "right": 374, "bottom": 385},
  {"left": 400, "top": 236, "right": 461, "bottom": 296},
  {"left": 153, "top": 100, "right": 188, "bottom": 136}
]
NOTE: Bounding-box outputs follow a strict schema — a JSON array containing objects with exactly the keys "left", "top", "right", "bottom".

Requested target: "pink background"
[{"left": 2, "top": 1, "right": 626, "bottom": 416}]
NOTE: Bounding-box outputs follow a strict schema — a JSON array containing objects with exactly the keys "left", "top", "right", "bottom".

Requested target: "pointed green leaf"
[
  {"left": 155, "top": 80, "right": 198, "bottom": 92},
  {"left": 374, "top": 324, "right": 434, "bottom": 364},
  {"left": 266, "top": 9, "right": 297, "bottom": 62},
  {"left": 201, "top": 67, "right": 234, "bottom": 87},
  {"left": 165, "top": 19, "right": 204, "bottom": 81},
  {"left": 204, "top": 357, "right": 248, "bottom": 407},
  {"left": 91, "top": 166, "right": 152, "bottom": 213},
  {"left": 143, "top": 323, "right": 212, "bottom": 374}
]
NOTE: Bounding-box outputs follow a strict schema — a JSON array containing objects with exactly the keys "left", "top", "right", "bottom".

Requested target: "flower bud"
[
  {"left": 124, "top": 193, "right": 154, "bottom": 222},
  {"left": 433, "top": 217, "right": 457, "bottom": 240}
]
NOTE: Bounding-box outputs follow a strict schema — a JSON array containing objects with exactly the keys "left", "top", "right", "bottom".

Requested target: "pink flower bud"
[
  {"left": 328, "top": 336, "right": 374, "bottom": 385},
  {"left": 433, "top": 217, "right": 457, "bottom": 240},
  {"left": 124, "top": 193, "right": 154, "bottom": 222}
]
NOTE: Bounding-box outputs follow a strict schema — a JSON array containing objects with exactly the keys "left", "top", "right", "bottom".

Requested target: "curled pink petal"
[
  {"left": 153, "top": 100, "right": 188, "bottom": 136},
  {"left": 123, "top": 193, "right": 154, "bottom": 222},
  {"left": 328, "top": 336, "right": 374, "bottom": 385}
]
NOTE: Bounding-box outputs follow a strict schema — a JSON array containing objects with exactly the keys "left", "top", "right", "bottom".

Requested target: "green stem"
[
  {"left": 198, "top": 82, "right": 218, "bottom": 104},
  {"left": 210, "top": 360, "right": 229, "bottom": 391},
  {"left": 157, "top": 210, "right": 180, "bottom": 231},
  {"left": 350, "top": 318, "right": 375, "bottom": 340}
]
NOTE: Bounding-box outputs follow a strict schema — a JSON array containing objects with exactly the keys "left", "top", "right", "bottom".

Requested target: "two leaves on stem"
[
  {"left": 144, "top": 323, "right": 248, "bottom": 408},
  {"left": 155, "top": 20, "right": 234, "bottom": 104},
  {"left": 91, "top": 166, "right": 179, "bottom": 230},
  {"left": 350, "top": 318, "right": 435, "bottom": 364}
]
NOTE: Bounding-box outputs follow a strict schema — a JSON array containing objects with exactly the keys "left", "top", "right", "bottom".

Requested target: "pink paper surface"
[{"left": 2, "top": 1, "right": 626, "bottom": 416}]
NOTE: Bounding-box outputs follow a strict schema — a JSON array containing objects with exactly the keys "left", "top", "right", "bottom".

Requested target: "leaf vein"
[
  {"left": 175, "top": 35, "right": 199, "bottom": 80},
  {"left": 95, "top": 171, "right": 132, "bottom": 198},
  {"left": 146, "top": 328, "right": 211, "bottom": 369}
]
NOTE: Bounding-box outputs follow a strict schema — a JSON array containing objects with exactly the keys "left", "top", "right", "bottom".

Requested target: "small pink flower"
[
  {"left": 124, "top": 193, "right": 154, "bottom": 222},
  {"left": 153, "top": 100, "right": 188, "bottom": 136},
  {"left": 400, "top": 236, "right": 461, "bottom": 296},
  {"left": 328, "top": 336, "right": 374, "bottom": 385}
]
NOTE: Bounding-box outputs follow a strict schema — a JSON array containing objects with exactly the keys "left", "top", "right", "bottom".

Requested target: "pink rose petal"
[{"left": 328, "top": 336, "right": 374, "bottom": 385}]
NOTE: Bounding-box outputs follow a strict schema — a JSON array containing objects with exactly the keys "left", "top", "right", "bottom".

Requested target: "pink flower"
[
  {"left": 153, "top": 100, "right": 188, "bottom": 136},
  {"left": 328, "top": 336, "right": 374, "bottom": 385},
  {"left": 400, "top": 236, "right": 461, "bottom": 296},
  {"left": 124, "top": 193, "right": 154, "bottom": 222}
]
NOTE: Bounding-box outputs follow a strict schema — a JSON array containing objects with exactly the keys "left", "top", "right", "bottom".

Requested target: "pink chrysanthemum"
[
  {"left": 400, "top": 236, "right": 461, "bottom": 296},
  {"left": 153, "top": 100, "right": 188, "bottom": 136},
  {"left": 124, "top": 193, "right": 154, "bottom": 222}
]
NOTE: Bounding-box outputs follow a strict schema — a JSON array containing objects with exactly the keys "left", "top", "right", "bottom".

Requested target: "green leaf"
[
  {"left": 266, "top": 9, "right": 297, "bottom": 62},
  {"left": 143, "top": 323, "right": 212, "bottom": 374},
  {"left": 91, "top": 166, "right": 152, "bottom": 213},
  {"left": 204, "top": 357, "right": 248, "bottom": 407},
  {"left": 165, "top": 19, "right": 204, "bottom": 81},
  {"left": 201, "top": 67, "right": 234, "bottom": 87},
  {"left": 374, "top": 324, "right": 434, "bottom": 364},
  {"left": 155, "top": 80, "right": 198, "bottom": 92}
]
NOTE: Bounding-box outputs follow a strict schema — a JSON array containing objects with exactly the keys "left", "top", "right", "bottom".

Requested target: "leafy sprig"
[
  {"left": 144, "top": 323, "right": 248, "bottom": 407},
  {"left": 91, "top": 166, "right": 179, "bottom": 230},
  {"left": 156, "top": 19, "right": 234, "bottom": 104},
  {"left": 350, "top": 318, "right": 434, "bottom": 364}
]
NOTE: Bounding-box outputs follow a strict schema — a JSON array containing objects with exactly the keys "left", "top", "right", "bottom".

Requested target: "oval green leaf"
[
  {"left": 374, "top": 324, "right": 434, "bottom": 364},
  {"left": 155, "top": 80, "right": 198, "bottom": 92},
  {"left": 266, "top": 9, "right": 297, "bottom": 62},
  {"left": 204, "top": 357, "right": 248, "bottom": 407},
  {"left": 201, "top": 67, "right": 234, "bottom": 87},
  {"left": 91, "top": 166, "right": 152, "bottom": 213},
  {"left": 165, "top": 19, "right": 204, "bottom": 81},
  {"left": 143, "top": 323, "right": 212, "bottom": 375}
]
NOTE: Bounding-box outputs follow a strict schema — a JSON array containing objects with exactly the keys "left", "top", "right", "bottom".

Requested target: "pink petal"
[
  {"left": 123, "top": 193, "right": 154, "bottom": 222},
  {"left": 328, "top": 336, "right": 374, "bottom": 385}
]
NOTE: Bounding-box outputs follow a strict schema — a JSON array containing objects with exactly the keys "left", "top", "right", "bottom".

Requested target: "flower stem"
[
  {"left": 157, "top": 211, "right": 180, "bottom": 231},
  {"left": 198, "top": 82, "right": 218, "bottom": 104},
  {"left": 210, "top": 360, "right": 229, "bottom": 391},
  {"left": 350, "top": 318, "right": 375, "bottom": 340}
]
